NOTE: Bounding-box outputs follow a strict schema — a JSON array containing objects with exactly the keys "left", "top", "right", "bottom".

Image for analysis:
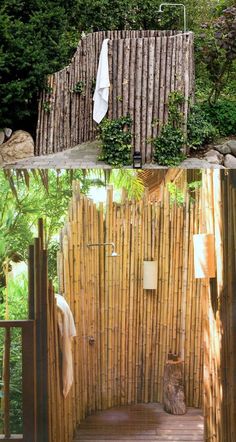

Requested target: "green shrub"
[
  {"left": 202, "top": 100, "right": 236, "bottom": 136},
  {"left": 0, "top": 271, "right": 28, "bottom": 434},
  {"left": 153, "top": 124, "right": 185, "bottom": 167},
  {"left": 187, "top": 105, "right": 218, "bottom": 149},
  {"left": 99, "top": 115, "right": 132, "bottom": 167}
]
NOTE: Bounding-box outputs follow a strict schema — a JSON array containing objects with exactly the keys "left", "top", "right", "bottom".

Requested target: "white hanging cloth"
[
  {"left": 55, "top": 294, "right": 76, "bottom": 398},
  {"left": 93, "top": 39, "right": 110, "bottom": 123}
]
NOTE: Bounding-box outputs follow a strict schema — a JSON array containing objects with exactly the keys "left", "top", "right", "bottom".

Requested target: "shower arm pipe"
[
  {"left": 87, "top": 242, "right": 115, "bottom": 251},
  {"left": 159, "top": 3, "right": 187, "bottom": 33}
]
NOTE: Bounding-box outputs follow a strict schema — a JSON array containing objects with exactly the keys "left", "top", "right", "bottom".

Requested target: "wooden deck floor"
[{"left": 73, "top": 403, "right": 204, "bottom": 441}]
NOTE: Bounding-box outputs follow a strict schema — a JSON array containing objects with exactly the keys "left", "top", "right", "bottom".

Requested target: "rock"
[
  {"left": 226, "top": 140, "right": 236, "bottom": 156},
  {"left": 4, "top": 128, "right": 13, "bottom": 139},
  {"left": 209, "top": 164, "right": 226, "bottom": 169},
  {"left": 204, "top": 149, "right": 223, "bottom": 165},
  {"left": 214, "top": 144, "right": 231, "bottom": 155},
  {"left": 0, "top": 130, "right": 5, "bottom": 145},
  {"left": 0, "top": 130, "right": 34, "bottom": 165},
  {"left": 180, "top": 158, "right": 211, "bottom": 169},
  {"left": 224, "top": 154, "right": 236, "bottom": 169}
]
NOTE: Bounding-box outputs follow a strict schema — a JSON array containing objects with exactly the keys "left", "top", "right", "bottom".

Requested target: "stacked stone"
[{"left": 204, "top": 140, "right": 236, "bottom": 168}]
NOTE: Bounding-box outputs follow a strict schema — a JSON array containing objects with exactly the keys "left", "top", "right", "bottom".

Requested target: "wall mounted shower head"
[{"left": 109, "top": 251, "right": 119, "bottom": 258}]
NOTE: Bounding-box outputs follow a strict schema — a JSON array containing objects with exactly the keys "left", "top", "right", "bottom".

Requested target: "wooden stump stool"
[{"left": 163, "top": 356, "right": 186, "bottom": 415}]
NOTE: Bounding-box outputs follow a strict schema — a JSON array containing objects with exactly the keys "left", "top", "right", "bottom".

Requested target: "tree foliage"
[
  {"left": 0, "top": 169, "right": 145, "bottom": 292},
  {"left": 198, "top": 5, "right": 236, "bottom": 102},
  {"left": 0, "top": 0, "right": 79, "bottom": 131},
  {"left": 1, "top": 0, "right": 235, "bottom": 132},
  {"left": 0, "top": 169, "right": 90, "bottom": 292}
]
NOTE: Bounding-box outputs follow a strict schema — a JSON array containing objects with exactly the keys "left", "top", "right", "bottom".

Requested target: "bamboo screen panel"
[
  {"left": 36, "top": 30, "right": 194, "bottom": 162},
  {"left": 201, "top": 170, "right": 236, "bottom": 442},
  {"left": 55, "top": 181, "right": 204, "bottom": 442}
]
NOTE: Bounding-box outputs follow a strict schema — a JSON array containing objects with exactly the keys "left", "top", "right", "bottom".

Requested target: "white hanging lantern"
[{"left": 143, "top": 261, "right": 158, "bottom": 290}]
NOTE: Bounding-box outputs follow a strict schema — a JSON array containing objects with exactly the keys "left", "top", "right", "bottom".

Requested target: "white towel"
[
  {"left": 55, "top": 294, "right": 76, "bottom": 398},
  {"left": 93, "top": 39, "right": 110, "bottom": 123}
]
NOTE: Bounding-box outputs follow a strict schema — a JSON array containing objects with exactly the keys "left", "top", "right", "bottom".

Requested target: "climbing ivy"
[
  {"left": 42, "top": 101, "right": 51, "bottom": 113},
  {"left": 99, "top": 115, "right": 132, "bottom": 167},
  {"left": 168, "top": 91, "right": 185, "bottom": 126},
  {"left": 153, "top": 91, "right": 186, "bottom": 166},
  {"left": 73, "top": 81, "right": 86, "bottom": 94}
]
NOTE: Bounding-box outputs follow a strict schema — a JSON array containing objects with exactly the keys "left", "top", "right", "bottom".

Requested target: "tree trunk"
[{"left": 163, "top": 359, "right": 186, "bottom": 415}]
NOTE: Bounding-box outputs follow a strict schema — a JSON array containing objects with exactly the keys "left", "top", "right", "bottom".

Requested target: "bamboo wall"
[
  {"left": 53, "top": 181, "right": 204, "bottom": 442},
  {"left": 36, "top": 30, "right": 194, "bottom": 162},
  {"left": 201, "top": 170, "right": 236, "bottom": 442}
]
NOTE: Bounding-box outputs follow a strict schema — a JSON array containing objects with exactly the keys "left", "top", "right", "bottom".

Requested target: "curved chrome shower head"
[{"left": 109, "top": 251, "right": 120, "bottom": 258}]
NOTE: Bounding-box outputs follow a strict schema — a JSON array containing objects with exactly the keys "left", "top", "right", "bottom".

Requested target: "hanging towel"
[
  {"left": 55, "top": 294, "right": 76, "bottom": 398},
  {"left": 93, "top": 39, "right": 110, "bottom": 123}
]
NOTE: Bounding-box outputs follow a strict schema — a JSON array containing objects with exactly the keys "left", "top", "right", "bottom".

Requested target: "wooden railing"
[
  {"left": 0, "top": 321, "right": 36, "bottom": 442},
  {"left": 0, "top": 219, "right": 48, "bottom": 442}
]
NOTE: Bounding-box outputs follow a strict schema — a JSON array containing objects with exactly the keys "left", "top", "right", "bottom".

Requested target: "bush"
[
  {"left": 202, "top": 100, "right": 236, "bottom": 136},
  {"left": 187, "top": 105, "right": 218, "bottom": 149},
  {"left": 0, "top": 1, "right": 79, "bottom": 132},
  {"left": 99, "top": 115, "right": 132, "bottom": 167},
  {"left": 153, "top": 124, "right": 185, "bottom": 167},
  {"left": 0, "top": 271, "right": 28, "bottom": 433}
]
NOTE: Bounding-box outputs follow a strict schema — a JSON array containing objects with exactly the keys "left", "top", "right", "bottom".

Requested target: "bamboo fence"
[{"left": 36, "top": 30, "right": 194, "bottom": 162}]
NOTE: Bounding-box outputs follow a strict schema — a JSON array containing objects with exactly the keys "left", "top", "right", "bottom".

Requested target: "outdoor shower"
[{"left": 87, "top": 242, "right": 120, "bottom": 257}]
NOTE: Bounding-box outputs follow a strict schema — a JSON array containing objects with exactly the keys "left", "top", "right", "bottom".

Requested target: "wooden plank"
[
  {"left": 28, "top": 245, "right": 35, "bottom": 320},
  {"left": 22, "top": 322, "right": 37, "bottom": 442},
  {"left": 3, "top": 328, "right": 11, "bottom": 438},
  {"left": 73, "top": 405, "right": 203, "bottom": 441}
]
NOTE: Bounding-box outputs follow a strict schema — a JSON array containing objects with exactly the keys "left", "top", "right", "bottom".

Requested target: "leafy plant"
[
  {"left": 73, "top": 80, "right": 86, "bottom": 94},
  {"left": 91, "top": 78, "right": 96, "bottom": 95},
  {"left": 153, "top": 91, "right": 185, "bottom": 166},
  {"left": 202, "top": 99, "right": 236, "bottom": 136},
  {"left": 48, "top": 240, "right": 60, "bottom": 288},
  {"left": 167, "top": 183, "right": 185, "bottom": 205},
  {"left": 168, "top": 91, "right": 185, "bottom": 126},
  {"left": 99, "top": 115, "right": 132, "bottom": 167},
  {"left": 42, "top": 101, "right": 51, "bottom": 113},
  {"left": 0, "top": 272, "right": 28, "bottom": 433},
  {"left": 153, "top": 124, "right": 185, "bottom": 166},
  {"left": 167, "top": 179, "right": 202, "bottom": 206},
  {"left": 199, "top": 6, "right": 236, "bottom": 103},
  {"left": 187, "top": 104, "right": 218, "bottom": 149}
]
